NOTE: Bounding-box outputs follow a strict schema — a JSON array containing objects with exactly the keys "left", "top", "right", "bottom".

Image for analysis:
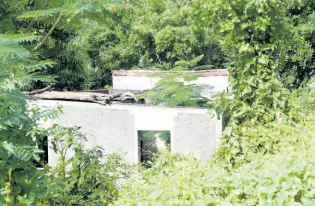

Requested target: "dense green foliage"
[
  {"left": 116, "top": 83, "right": 315, "bottom": 205},
  {"left": 116, "top": 111, "right": 315, "bottom": 205},
  {"left": 0, "top": 0, "right": 116, "bottom": 90},
  {"left": 2, "top": 0, "right": 315, "bottom": 205},
  {"left": 0, "top": 31, "right": 58, "bottom": 205},
  {"left": 1, "top": 0, "right": 229, "bottom": 90},
  {"left": 137, "top": 55, "right": 212, "bottom": 106},
  {"left": 0, "top": 31, "right": 131, "bottom": 205},
  {"left": 284, "top": 0, "right": 315, "bottom": 88},
  {"left": 205, "top": 0, "right": 302, "bottom": 166},
  {"left": 2, "top": 0, "right": 314, "bottom": 90},
  {"left": 114, "top": 0, "right": 315, "bottom": 205}
]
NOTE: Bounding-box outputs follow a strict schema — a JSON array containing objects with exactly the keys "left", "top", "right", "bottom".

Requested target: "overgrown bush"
[
  {"left": 115, "top": 77, "right": 315, "bottom": 205},
  {"left": 115, "top": 109, "right": 315, "bottom": 205},
  {"left": 0, "top": 30, "right": 134, "bottom": 204},
  {"left": 0, "top": 33, "right": 58, "bottom": 205},
  {"left": 38, "top": 126, "right": 135, "bottom": 206},
  {"left": 137, "top": 55, "right": 213, "bottom": 107}
]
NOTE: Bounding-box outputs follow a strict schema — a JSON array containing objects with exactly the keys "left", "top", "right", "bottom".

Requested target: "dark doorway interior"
[
  {"left": 33, "top": 136, "right": 48, "bottom": 168},
  {"left": 138, "top": 130, "right": 170, "bottom": 167}
]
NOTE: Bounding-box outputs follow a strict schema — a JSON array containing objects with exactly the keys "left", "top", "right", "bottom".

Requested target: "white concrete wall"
[
  {"left": 173, "top": 114, "right": 221, "bottom": 160},
  {"left": 35, "top": 100, "right": 222, "bottom": 165},
  {"left": 113, "top": 75, "right": 229, "bottom": 93},
  {"left": 113, "top": 76, "right": 159, "bottom": 90},
  {"left": 191, "top": 76, "right": 229, "bottom": 92}
]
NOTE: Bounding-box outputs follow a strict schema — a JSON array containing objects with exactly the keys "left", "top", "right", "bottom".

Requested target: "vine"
[{"left": 207, "top": 0, "right": 303, "bottom": 166}]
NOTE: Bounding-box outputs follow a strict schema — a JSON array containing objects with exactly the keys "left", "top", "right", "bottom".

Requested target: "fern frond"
[
  {"left": 24, "top": 60, "right": 56, "bottom": 72},
  {"left": 18, "top": 3, "right": 91, "bottom": 20},
  {"left": 19, "top": 72, "right": 56, "bottom": 84},
  {"left": 18, "top": 7, "right": 62, "bottom": 19},
  {"left": 18, "top": 0, "right": 122, "bottom": 20},
  {"left": 0, "top": 42, "right": 30, "bottom": 60},
  {"left": 0, "top": 33, "right": 39, "bottom": 43},
  {"left": 0, "top": 33, "right": 56, "bottom": 90}
]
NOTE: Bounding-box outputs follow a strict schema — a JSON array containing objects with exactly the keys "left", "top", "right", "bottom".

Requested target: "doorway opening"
[
  {"left": 138, "top": 130, "right": 171, "bottom": 167},
  {"left": 33, "top": 136, "right": 48, "bottom": 168}
]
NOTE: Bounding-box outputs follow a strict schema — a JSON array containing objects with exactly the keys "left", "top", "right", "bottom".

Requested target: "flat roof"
[
  {"left": 32, "top": 91, "right": 105, "bottom": 102},
  {"left": 112, "top": 69, "right": 229, "bottom": 77},
  {"left": 30, "top": 91, "right": 209, "bottom": 109}
]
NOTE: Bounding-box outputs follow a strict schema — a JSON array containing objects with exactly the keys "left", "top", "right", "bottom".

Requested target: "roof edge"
[{"left": 112, "top": 69, "right": 229, "bottom": 77}]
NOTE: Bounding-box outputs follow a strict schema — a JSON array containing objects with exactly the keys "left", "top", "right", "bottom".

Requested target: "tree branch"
[
  {"left": 33, "top": 12, "right": 63, "bottom": 51},
  {"left": 23, "top": 85, "right": 52, "bottom": 95}
]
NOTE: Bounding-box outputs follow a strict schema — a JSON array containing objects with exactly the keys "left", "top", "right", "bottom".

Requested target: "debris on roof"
[
  {"left": 31, "top": 91, "right": 143, "bottom": 105},
  {"left": 28, "top": 69, "right": 229, "bottom": 106}
]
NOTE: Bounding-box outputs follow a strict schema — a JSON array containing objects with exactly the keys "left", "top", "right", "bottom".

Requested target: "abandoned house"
[{"left": 31, "top": 69, "right": 229, "bottom": 166}]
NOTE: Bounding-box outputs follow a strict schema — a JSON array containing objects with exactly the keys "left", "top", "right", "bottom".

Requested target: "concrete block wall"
[
  {"left": 173, "top": 113, "right": 221, "bottom": 160},
  {"left": 50, "top": 106, "right": 135, "bottom": 163},
  {"left": 36, "top": 100, "right": 222, "bottom": 165}
]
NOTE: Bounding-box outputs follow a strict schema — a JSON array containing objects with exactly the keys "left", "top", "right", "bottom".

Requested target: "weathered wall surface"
[
  {"left": 36, "top": 100, "right": 222, "bottom": 165},
  {"left": 113, "top": 76, "right": 159, "bottom": 91},
  {"left": 54, "top": 106, "right": 134, "bottom": 159},
  {"left": 112, "top": 70, "right": 229, "bottom": 96},
  {"left": 38, "top": 101, "right": 135, "bottom": 165},
  {"left": 173, "top": 114, "right": 221, "bottom": 160}
]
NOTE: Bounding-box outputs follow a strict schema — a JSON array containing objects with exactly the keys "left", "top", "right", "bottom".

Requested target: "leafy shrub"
[
  {"left": 137, "top": 56, "right": 213, "bottom": 107},
  {"left": 0, "top": 33, "right": 58, "bottom": 205},
  {"left": 38, "top": 126, "right": 135, "bottom": 206},
  {"left": 115, "top": 109, "right": 315, "bottom": 205}
]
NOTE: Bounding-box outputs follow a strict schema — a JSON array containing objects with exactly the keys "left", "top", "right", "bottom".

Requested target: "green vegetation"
[
  {"left": 116, "top": 86, "right": 315, "bottom": 205},
  {"left": 39, "top": 126, "right": 134, "bottom": 205},
  {"left": 137, "top": 55, "right": 212, "bottom": 106},
  {"left": 0, "top": 30, "right": 131, "bottom": 205},
  {"left": 1, "top": 0, "right": 229, "bottom": 90},
  {"left": 1, "top": 0, "right": 315, "bottom": 205},
  {"left": 115, "top": 0, "right": 315, "bottom": 204},
  {"left": 0, "top": 31, "right": 57, "bottom": 205}
]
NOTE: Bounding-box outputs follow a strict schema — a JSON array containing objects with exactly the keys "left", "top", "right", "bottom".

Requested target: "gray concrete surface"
[{"left": 173, "top": 113, "right": 221, "bottom": 160}]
